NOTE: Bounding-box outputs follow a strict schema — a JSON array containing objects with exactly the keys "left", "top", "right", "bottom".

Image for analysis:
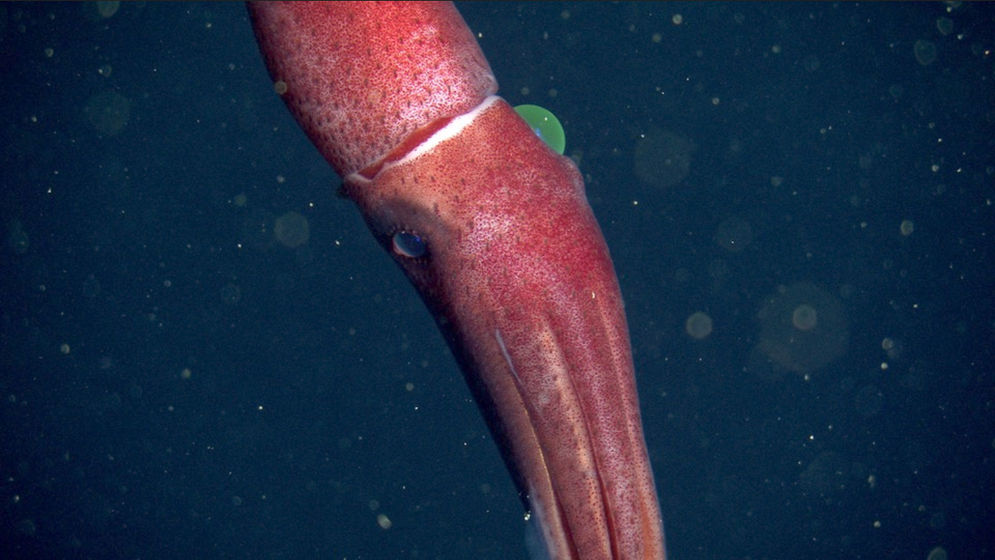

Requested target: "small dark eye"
[{"left": 392, "top": 231, "right": 427, "bottom": 258}]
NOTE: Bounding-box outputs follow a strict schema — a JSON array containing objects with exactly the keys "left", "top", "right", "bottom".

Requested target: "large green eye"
[{"left": 514, "top": 104, "right": 566, "bottom": 155}]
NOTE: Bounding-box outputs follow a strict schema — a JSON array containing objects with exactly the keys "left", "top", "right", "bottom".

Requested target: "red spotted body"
[
  {"left": 249, "top": 1, "right": 495, "bottom": 176},
  {"left": 249, "top": 2, "right": 665, "bottom": 558}
]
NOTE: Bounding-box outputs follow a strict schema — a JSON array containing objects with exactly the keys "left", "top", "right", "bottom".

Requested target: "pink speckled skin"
[
  {"left": 249, "top": 1, "right": 495, "bottom": 176},
  {"left": 249, "top": 3, "right": 664, "bottom": 559}
]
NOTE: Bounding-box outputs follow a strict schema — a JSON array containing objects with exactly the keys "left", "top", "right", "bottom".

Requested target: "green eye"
[{"left": 514, "top": 104, "right": 566, "bottom": 155}]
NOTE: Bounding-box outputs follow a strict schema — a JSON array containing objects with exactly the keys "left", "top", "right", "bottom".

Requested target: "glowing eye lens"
[{"left": 392, "top": 231, "right": 426, "bottom": 258}]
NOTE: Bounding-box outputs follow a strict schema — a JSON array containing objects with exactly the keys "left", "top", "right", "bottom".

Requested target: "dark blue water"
[{"left": 2, "top": 3, "right": 992, "bottom": 559}]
